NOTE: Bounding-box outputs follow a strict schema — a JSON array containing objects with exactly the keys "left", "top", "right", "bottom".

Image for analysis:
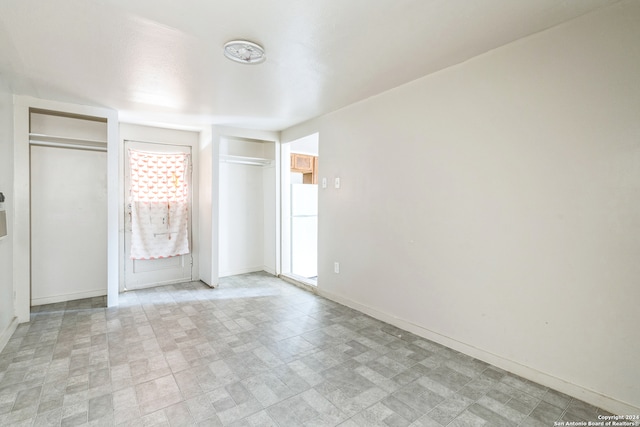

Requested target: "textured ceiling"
[{"left": 0, "top": 0, "right": 619, "bottom": 130}]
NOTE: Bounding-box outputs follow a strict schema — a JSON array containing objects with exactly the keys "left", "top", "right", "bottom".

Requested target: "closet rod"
[
  {"left": 219, "top": 154, "right": 272, "bottom": 166},
  {"left": 29, "top": 140, "right": 107, "bottom": 152},
  {"left": 29, "top": 132, "right": 107, "bottom": 146}
]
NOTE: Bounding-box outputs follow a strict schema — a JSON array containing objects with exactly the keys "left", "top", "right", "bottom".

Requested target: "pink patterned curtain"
[{"left": 128, "top": 149, "right": 190, "bottom": 260}]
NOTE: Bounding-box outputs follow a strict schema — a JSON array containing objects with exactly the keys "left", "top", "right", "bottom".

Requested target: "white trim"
[
  {"left": 0, "top": 316, "right": 18, "bottom": 353},
  {"left": 318, "top": 288, "right": 640, "bottom": 415},
  {"left": 197, "top": 127, "right": 214, "bottom": 287},
  {"left": 273, "top": 141, "right": 281, "bottom": 277},
  {"left": 280, "top": 143, "right": 292, "bottom": 276},
  {"left": 31, "top": 290, "right": 107, "bottom": 306},
  {"left": 107, "top": 110, "right": 119, "bottom": 308}
]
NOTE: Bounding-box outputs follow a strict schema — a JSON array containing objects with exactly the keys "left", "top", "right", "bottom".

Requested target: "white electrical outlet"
[{"left": 334, "top": 262, "right": 340, "bottom": 273}]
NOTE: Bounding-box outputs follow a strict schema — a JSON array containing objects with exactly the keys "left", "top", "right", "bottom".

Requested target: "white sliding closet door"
[{"left": 30, "top": 145, "right": 107, "bottom": 305}]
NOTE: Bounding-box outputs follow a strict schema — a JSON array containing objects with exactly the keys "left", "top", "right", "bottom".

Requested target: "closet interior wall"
[{"left": 218, "top": 137, "right": 276, "bottom": 277}]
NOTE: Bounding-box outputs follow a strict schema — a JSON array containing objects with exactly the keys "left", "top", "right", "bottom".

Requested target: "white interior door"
[
  {"left": 124, "top": 140, "right": 193, "bottom": 290},
  {"left": 31, "top": 145, "right": 107, "bottom": 305}
]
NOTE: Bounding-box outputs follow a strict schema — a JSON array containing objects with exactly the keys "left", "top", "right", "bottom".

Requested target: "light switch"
[
  {"left": 334, "top": 177, "right": 340, "bottom": 189},
  {"left": 322, "top": 177, "right": 327, "bottom": 189}
]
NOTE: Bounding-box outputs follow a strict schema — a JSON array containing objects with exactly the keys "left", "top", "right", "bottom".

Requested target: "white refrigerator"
[{"left": 291, "top": 184, "right": 318, "bottom": 278}]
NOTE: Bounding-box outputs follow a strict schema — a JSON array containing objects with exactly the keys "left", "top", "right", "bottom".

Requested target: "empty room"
[{"left": 0, "top": 1, "right": 638, "bottom": 426}]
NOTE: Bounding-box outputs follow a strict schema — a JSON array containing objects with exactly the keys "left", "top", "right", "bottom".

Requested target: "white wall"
[
  {"left": 282, "top": 1, "right": 640, "bottom": 413},
  {"left": 290, "top": 133, "right": 319, "bottom": 156},
  {"left": 219, "top": 159, "right": 265, "bottom": 276},
  {"left": 0, "top": 76, "right": 16, "bottom": 350}
]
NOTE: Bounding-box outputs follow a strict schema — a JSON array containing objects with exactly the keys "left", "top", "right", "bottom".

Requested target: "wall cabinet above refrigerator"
[{"left": 290, "top": 153, "right": 318, "bottom": 184}]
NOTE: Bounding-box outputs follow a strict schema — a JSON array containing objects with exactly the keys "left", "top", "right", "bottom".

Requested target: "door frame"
[
  {"left": 279, "top": 133, "right": 319, "bottom": 287},
  {"left": 118, "top": 124, "right": 201, "bottom": 293}
]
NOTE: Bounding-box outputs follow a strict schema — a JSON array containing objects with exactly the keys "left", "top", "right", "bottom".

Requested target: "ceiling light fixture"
[{"left": 223, "top": 40, "right": 266, "bottom": 64}]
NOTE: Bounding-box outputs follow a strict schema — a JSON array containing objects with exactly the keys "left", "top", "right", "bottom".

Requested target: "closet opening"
[
  {"left": 218, "top": 136, "right": 276, "bottom": 278},
  {"left": 29, "top": 109, "right": 108, "bottom": 306}
]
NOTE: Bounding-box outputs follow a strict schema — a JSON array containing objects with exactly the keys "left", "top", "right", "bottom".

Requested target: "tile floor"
[{"left": 0, "top": 272, "right": 616, "bottom": 426}]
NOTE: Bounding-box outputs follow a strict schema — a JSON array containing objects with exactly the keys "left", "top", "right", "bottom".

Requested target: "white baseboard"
[
  {"left": 318, "top": 288, "right": 639, "bottom": 415},
  {"left": 0, "top": 316, "right": 19, "bottom": 353},
  {"left": 31, "top": 289, "right": 107, "bottom": 306}
]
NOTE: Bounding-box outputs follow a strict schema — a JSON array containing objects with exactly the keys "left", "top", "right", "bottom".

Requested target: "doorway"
[
  {"left": 281, "top": 133, "right": 319, "bottom": 286},
  {"left": 123, "top": 140, "right": 193, "bottom": 290}
]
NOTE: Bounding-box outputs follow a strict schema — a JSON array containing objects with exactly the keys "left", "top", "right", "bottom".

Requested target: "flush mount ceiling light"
[{"left": 223, "top": 40, "right": 266, "bottom": 64}]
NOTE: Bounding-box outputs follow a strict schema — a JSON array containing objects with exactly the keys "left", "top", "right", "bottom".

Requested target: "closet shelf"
[{"left": 220, "top": 154, "right": 273, "bottom": 166}]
